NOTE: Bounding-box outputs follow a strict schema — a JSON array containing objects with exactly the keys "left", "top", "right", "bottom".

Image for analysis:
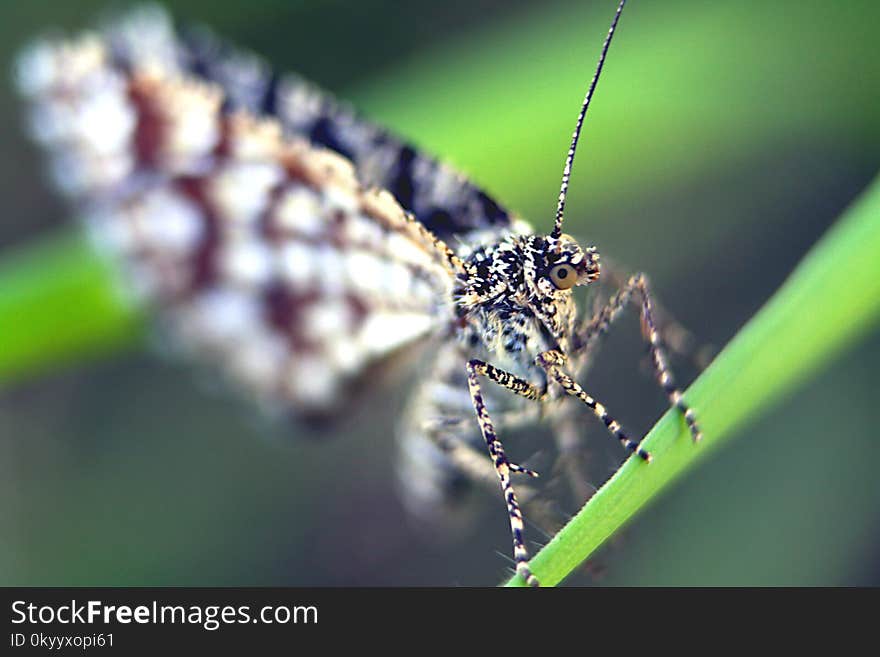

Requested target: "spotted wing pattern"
[
  {"left": 101, "top": 6, "right": 514, "bottom": 245},
  {"left": 15, "top": 7, "right": 482, "bottom": 415}
]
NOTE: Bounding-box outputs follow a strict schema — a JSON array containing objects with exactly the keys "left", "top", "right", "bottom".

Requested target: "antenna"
[{"left": 551, "top": 0, "right": 627, "bottom": 241}]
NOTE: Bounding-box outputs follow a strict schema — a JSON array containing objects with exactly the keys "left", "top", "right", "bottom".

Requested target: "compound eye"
[{"left": 550, "top": 263, "right": 577, "bottom": 290}]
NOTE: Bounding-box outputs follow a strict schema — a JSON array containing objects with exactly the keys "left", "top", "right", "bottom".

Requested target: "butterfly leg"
[
  {"left": 415, "top": 415, "right": 549, "bottom": 515},
  {"left": 537, "top": 350, "right": 653, "bottom": 461},
  {"left": 397, "top": 350, "right": 544, "bottom": 530},
  {"left": 594, "top": 258, "right": 714, "bottom": 369},
  {"left": 465, "top": 359, "right": 548, "bottom": 587},
  {"left": 573, "top": 273, "right": 703, "bottom": 443}
]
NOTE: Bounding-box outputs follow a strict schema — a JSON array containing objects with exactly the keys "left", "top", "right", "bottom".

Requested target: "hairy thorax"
[{"left": 453, "top": 234, "right": 581, "bottom": 383}]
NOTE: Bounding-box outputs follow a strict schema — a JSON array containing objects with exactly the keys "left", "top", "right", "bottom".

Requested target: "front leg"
[
  {"left": 537, "top": 351, "right": 652, "bottom": 461},
  {"left": 574, "top": 273, "right": 703, "bottom": 443},
  {"left": 465, "top": 359, "right": 546, "bottom": 587}
]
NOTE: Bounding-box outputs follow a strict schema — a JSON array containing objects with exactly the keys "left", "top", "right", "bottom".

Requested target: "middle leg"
[{"left": 537, "top": 350, "right": 652, "bottom": 461}]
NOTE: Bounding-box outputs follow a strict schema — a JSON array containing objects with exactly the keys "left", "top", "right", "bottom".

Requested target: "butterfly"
[{"left": 16, "top": 0, "right": 702, "bottom": 586}]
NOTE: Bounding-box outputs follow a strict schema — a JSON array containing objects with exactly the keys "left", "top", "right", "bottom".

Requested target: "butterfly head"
[{"left": 537, "top": 233, "right": 600, "bottom": 297}]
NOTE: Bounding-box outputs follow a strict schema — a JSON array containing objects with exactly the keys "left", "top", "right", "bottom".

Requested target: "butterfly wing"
[
  {"left": 15, "top": 7, "right": 478, "bottom": 415},
  {"left": 98, "top": 6, "right": 515, "bottom": 245}
]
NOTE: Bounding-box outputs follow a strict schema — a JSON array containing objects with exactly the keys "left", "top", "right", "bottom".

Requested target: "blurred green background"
[{"left": 1, "top": 0, "right": 878, "bottom": 586}]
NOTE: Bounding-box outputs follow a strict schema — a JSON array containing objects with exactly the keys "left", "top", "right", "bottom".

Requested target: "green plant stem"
[
  {"left": 0, "top": 228, "right": 143, "bottom": 384},
  {"left": 505, "top": 172, "right": 880, "bottom": 587}
]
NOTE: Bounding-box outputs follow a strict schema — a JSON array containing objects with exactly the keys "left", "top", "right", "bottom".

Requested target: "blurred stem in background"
[
  {"left": 350, "top": 1, "right": 880, "bottom": 216},
  {"left": 0, "top": 228, "right": 142, "bottom": 384}
]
